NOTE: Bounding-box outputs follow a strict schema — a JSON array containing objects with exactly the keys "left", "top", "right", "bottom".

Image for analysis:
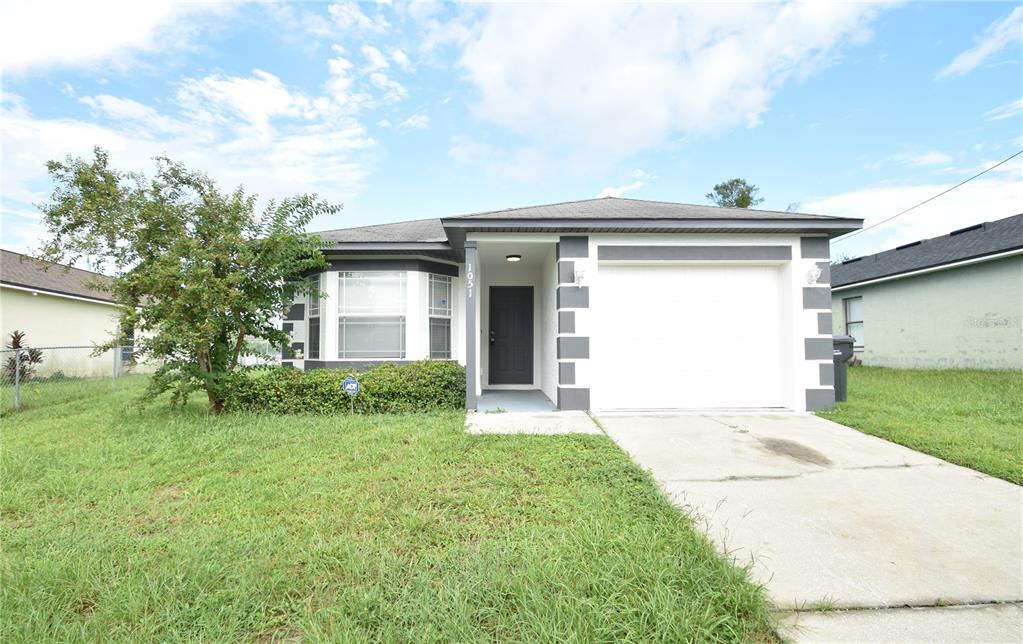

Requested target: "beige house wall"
[
  {"left": 832, "top": 255, "right": 1023, "bottom": 370},
  {"left": 0, "top": 286, "right": 121, "bottom": 377}
]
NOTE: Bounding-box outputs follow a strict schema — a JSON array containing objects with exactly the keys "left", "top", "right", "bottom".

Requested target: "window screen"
[
  {"left": 429, "top": 274, "right": 452, "bottom": 359},
  {"left": 338, "top": 272, "right": 406, "bottom": 359},
  {"left": 844, "top": 297, "right": 864, "bottom": 347}
]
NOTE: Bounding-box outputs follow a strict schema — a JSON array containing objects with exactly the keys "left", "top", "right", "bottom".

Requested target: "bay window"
[
  {"left": 429, "top": 274, "right": 452, "bottom": 359},
  {"left": 307, "top": 275, "right": 321, "bottom": 360},
  {"left": 338, "top": 271, "right": 406, "bottom": 359}
]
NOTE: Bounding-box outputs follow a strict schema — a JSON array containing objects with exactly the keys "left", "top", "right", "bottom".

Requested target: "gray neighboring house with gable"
[{"left": 831, "top": 213, "right": 1023, "bottom": 370}]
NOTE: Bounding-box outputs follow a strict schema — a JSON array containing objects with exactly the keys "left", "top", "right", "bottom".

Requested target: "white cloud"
[
  {"left": 391, "top": 49, "right": 412, "bottom": 71},
  {"left": 455, "top": 3, "right": 887, "bottom": 164},
  {"left": 804, "top": 161, "right": 1023, "bottom": 257},
  {"left": 361, "top": 45, "right": 390, "bottom": 71},
  {"left": 369, "top": 72, "right": 406, "bottom": 102},
  {"left": 400, "top": 114, "right": 430, "bottom": 129},
  {"left": 937, "top": 6, "right": 1023, "bottom": 78},
  {"left": 984, "top": 98, "right": 1023, "bottom": 121},
  {"left": 1, "top": 64, "right": 382, "bottom": 252},
  {"left": 0, "top": 1, "right": 226, "bottom": 74},
  {"left": 328, "top": 1, "right": 390, "bottom": 34},
  {"left": 597, "top": 169, "right": 651, "bottom": 197}
]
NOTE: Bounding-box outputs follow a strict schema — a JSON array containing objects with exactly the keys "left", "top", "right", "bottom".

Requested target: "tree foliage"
[
  {"left": 705, "top": 178, "right": 765, "bottom": 208},
  {"left": 38, "top": 148, "right": 339, "bottom": 412}
]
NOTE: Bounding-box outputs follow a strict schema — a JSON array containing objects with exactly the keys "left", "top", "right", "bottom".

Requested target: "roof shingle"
[
  {"left": 0, "top": 250, "right": 115, "bottom": 303},
  {"left": 831, "top": 213, "right": 1023, "bottom": 288}
]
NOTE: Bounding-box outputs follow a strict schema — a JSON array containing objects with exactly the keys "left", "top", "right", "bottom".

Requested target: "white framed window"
[
  {"left": 429, "top": 274, "right": 452, "bottom": 360},
  {"left": 307, "top": 275, "right": 321, "bottom": 360},
  {"left": 339, "top": 271, "right": 406, "bottom": 359},
  {"left": 844, "top": 296, "right": 864, "bottom": 347}
]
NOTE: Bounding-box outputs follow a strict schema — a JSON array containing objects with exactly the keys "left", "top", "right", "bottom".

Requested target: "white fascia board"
[
  {"left": 1, "top": 283, "right": 120, "bottom": 307},
  {"left": 831, "top": 248, "right": 1023, "bottom": 292}
]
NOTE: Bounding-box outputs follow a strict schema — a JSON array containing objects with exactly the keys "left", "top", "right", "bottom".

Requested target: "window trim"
[
  {"left": 337, "top": 271, "right": 407, "bottom": 360},
  {"left": 428, "top": 274, "right": 452, "bottom": 360},
  {"left": 844, "top": 296, "right": 864, "bottom": 348},
  {"left": 307, "top": 275, "right": 321, "bottom": 360}
]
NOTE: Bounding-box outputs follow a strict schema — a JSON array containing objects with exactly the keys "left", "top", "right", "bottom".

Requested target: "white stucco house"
[
  {"left": 282, "top": 197, "right": 862, "bottom": 412},
  {"left": 831, "top": 213, "right": 1022, "bottom": 370}
]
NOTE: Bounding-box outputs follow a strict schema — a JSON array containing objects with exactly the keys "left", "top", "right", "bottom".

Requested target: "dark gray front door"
[{"left": 489, "top": 286, "right": 533, "bottom": 384}]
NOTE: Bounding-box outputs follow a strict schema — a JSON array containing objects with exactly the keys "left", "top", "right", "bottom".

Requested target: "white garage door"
[{"left": 591, "top": 263, "right": 788, "bottom": 409}]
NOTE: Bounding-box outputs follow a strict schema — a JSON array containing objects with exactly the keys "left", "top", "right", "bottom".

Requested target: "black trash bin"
[{"left": 833, "top": 335, "right": 855, "bottom": 402}]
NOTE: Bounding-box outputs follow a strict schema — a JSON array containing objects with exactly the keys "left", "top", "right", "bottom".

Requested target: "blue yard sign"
[{"left": 343, "top": 376, "right": 360, "bottom": 396}]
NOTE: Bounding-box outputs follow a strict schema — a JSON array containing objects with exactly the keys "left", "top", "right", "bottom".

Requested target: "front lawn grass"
[
  {"left": 819, "top": 367, "right": 1023, "bottom": 485},
  {"left": 2, "top": 381, "right": 775, "bottom": 642}
]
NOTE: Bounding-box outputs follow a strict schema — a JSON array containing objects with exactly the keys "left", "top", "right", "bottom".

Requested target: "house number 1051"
[{"left": 466, "top": 262, "right": 474, "bottom": 299}]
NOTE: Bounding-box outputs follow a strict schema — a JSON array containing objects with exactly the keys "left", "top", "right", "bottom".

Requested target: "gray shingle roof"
[
  {"left": 316, "top": 218, "right": 447, "bottom": 243},
  {"left": 832, "top": 213, "right": 1023, "bottom": 288},
  {"left": 450, "top": 196, "right": 840, "bottom": 220},
  {"left": 0, "top": 249, "right": 115, "bottom": 303}
]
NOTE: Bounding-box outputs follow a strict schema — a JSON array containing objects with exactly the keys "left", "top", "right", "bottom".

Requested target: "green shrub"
[{"left": 224, "top": 361, "right": 465, "bottom": 414}]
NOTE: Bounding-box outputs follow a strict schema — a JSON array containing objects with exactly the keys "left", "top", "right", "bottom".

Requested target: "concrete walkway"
[
  {"left": 597, "top": 411, "right": 1023, "bottom": 642},
  {"left": 465, "top": 410, "right": 601, "bottom": 435}
]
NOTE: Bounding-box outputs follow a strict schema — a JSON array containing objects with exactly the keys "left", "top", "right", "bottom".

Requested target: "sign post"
[{"left": 342, "top": 375, "right": 360, "bottom": 414}]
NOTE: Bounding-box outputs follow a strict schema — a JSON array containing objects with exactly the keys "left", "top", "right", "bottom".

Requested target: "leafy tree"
[
  {"left": 3, "top": 331, "right": 44, "bottom": 381},
  {"left": 38, "top": 148, "right": 339, "bottom": 413},
  {"left": 705, "top": 178, "right": 765, "bottom": 208}
]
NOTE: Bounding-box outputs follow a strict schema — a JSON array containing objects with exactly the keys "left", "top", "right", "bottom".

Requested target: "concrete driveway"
[{"left": 597, "top": 411, "right": 1023, "bottom": 642}]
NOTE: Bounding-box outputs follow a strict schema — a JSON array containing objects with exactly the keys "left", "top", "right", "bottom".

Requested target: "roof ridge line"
[{"left": 312, "top": 215, "right": 442, "bottom": 234}]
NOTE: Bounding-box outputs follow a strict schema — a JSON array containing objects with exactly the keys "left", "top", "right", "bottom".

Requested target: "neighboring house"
[
  {"left": 284, "top": 197, "right": 862, "bottom": 412},
  {"left": 831, "top": 213, "right": 1023, "bottom": 370},
  {"left": 0, "top": 249, "right": 122, "bottom": 377}
]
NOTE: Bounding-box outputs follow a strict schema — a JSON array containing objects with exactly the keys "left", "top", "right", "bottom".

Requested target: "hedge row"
[{"left": 224, "top": 361, "right": 465, "bottom": 414}]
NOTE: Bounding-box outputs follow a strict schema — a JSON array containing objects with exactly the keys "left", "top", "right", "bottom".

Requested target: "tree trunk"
[{"left": 207, "top": 387, "right": 225, "bottom": 415}]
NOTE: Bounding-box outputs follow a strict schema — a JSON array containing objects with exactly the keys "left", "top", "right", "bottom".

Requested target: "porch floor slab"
[
  {"left": 477, "top": 389, "right": 556, "bottom": 413},
  {"left": 465, "top": 411, "right": 602, "bottom": 435}
]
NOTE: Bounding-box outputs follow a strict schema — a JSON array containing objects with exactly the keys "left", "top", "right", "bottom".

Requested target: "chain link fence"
[{"left": 1, "top": 345, "right": 144, "bottom": 413}]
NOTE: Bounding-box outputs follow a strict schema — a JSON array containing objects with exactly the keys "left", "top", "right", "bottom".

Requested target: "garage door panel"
[{"left": 592, "top": 263, "right": 787, "bottom": 409}]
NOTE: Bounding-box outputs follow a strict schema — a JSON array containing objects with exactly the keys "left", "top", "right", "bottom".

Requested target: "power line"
[{"left": 833, "top": 149, "right": 1023, "bottom": 244}]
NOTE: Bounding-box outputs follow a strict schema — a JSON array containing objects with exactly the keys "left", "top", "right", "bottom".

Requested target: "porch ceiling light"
[{"left": 505, "top": 254, "right": 522, "bottom": 262}]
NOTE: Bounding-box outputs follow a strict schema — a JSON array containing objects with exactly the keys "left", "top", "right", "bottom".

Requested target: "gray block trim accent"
[
  {"left": 819, "top": 363, "right": 835, "bottom": 387},
  {"left": 800, "top": 237, "right": 830, "bottom": 259},
  {"left": 815, "top": 261, "right": 831, "bottom": 285},
  {"left": 557, "top": 336, "right": 590, "bottom": 359},
  {"left": 559, "top": 362, "right": 576, "bottom": 385},
  {"left": 557, "top": 285, "right": 589, "bottom": 308},
  {"left": 558, "top": 260, "right": 575, "bottom": 284},
  {"left": 557, "top": 236, "right": 589, "bottom": 259},
  {"left": 285, "top": 303, "right": 305, "bottom": 320},
  {"left": 806, "top": 388, "right": 836, "bottom": 411},
  {"left": 598, "top": 245, "right": 791, "bottom": 261},
  {"left": 282, "top": 322, "right": 294, "bottom": 332},
  {"left": 465, "top": 243, "right": 479, "bottom": 410},
  {"left": 802, "top": 287, "right": 831, "bottom": 310},
  {"left": 805, "top": 337, "right": 833, "bottom": 360},
  {"left": 558, "top": 311, "right": 576, "bottom": 334},
  {"left": 817, "top": 312, "right": 833, "bottom": 335},
  {"left": 323, "top": 258, "right": 459, "bottom": 277},
  {"left": 558, "top": 387, "right": 590, "bottom": 411}
]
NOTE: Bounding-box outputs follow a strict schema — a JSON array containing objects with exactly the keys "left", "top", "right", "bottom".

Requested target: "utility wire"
[{"left": 833, "top": 149, "right": 1023, "bottom": 244}]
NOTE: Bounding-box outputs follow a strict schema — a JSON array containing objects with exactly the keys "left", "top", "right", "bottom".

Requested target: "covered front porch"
[{"left": 465, "top": 236, "right": 586, "bottom": 411}]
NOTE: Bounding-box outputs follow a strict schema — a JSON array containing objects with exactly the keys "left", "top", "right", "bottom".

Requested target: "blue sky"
[{"left": 2, "top": 1, "right": 1021, "bottom": 260}]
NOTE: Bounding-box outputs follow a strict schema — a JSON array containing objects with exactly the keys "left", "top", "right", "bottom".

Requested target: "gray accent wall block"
[
  {"left": 805, "top": 337, "right": 833, "bottom": 360},
  {"left": 285, "top": 303, "right": 305, "bottom": 321},
  {"left": 557, "top": 236, "right": 589, "bottom": 259},
  {"left": 800, "top": 237, "right": 830, "bottom": 259},
  {"left": 558, "top": 311, "right": 576, "bottom": 334},
  {"left": 558, "top": 261, "right": 575, "bottom": 284},
  {"left": 815, "top": 261, "right": 831, "bottom": 284},
  {"left": 559, "top": 362, "right": 576, "bottom": 385},
  {"left": 598, "top": 245, "right": 791, "bottom": 261},
  {"left": 817, "top": 312, "right": 833, "bottom": 335},
  {"left": 802, "top": 287, "right": 831, "bottom": 310},
  {"left": 558, "top": 387, "right": 590, "bottom": 411},
  {"left": 819, "top": 363, "right": 835, "bottom": 386},
  {"left": 324, "top": 258, "right": 459, "bottom": 277},
  {"left": 465, "top": 242, "right": 479, "bottom": 410},
  {"left": 558, "top": 336, "right": 590, "bottom": 359},
  {"left": 806, "top": 388, "right": 836, "bottom": 411},
  {"left": 557, "top": 286, "right": 590, "bottom": 308},
  {"left": 282, "top": 322, "right": 294, "bottom": 332}
]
